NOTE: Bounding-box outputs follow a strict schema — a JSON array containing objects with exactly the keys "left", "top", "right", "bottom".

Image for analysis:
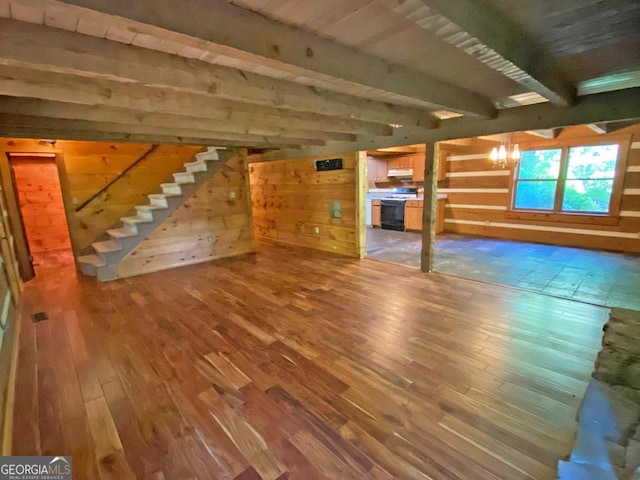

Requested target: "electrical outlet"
[
  {"left": 207, "top": 236, "right": 212, "bottom": 242},
  {"left": 314, "top": 227, "right": 320, "bottom": 234},
  {"left": 229, "top": 191, "right": 236, "bottom": 199},
  {"left": 72, "top": 197, "right": 78, "bottom": 205}
]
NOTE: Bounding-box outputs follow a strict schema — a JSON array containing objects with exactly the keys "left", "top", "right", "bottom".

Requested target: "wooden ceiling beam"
[
  {"left": 525, "top": 129, "right": 562, "bottom": 139},
  {"left": 0, "top": 97, "right": 356, "bottom": 143},
  {"left": 598, "top": 120, "right": 640, "bottom": 134},
  {"left": 0, "top": 113, "right": 323, "bottom": 148},
  {"left": 0, "top": 65, "right": 390, "bottom": 136},
  {"left": 255, "top": 87, "right": 640, "bottom": 161},
  {"left": 415, "top": 0, "right": 576, "bottom": 106},
  {"left": 40, "top": 0, "right": 496, "bottom": 118},
  {"left": 0, "top": 18, "right": 438, "bottom": 129},
  {"left": 0, "top": 115, "right": 306, "bottom": 148}
]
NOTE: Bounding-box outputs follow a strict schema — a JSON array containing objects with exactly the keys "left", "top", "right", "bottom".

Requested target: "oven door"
[{"left": 381, "top": 200, "right": 405, "bottom": 231}]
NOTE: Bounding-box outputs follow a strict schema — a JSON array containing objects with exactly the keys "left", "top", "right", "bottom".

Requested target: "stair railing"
[{"left": 74, "top": 144, "right": 159, "bottom": 213}]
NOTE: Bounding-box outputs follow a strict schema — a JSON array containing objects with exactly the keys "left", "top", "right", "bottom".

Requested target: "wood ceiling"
[{"left": 0, "top": 0, "right": 639, "bottom": 160}]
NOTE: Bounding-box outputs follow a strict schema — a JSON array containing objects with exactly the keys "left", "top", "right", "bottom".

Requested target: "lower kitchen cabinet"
[
  {"left": 404, "top": 199, "right": 446, "bottom": 233},
  {"left": 371, "top": 199, "right": 381, "bottom": 227},
  {"left": 405, "top": 200, "right": 423, "bottom": 231}
]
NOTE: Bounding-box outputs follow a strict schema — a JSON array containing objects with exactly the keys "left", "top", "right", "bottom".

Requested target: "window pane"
[
  {"left": 562, "top": 179, "right": 614, "bottom": 213},
  {"left": 517, "top": 149, "right": 562, "bottom": 179},
  {"left": 566, "top": 145, "right": 618, "bottom": 179},
  {"left": 514, "top": 180, "right": 557, "bottom": 210}
]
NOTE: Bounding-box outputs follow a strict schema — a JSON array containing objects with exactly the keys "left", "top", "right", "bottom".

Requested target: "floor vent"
[{"left": 32, "top": 312, "right": 48, "bottom": 322}]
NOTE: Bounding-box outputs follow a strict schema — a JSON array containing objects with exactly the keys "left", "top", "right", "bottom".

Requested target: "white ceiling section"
[{"left": 0, "top": 0, "right": 638, "bottom": 159}]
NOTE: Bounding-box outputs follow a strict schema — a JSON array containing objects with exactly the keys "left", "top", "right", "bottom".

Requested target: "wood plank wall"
[
  {"left": 0, "top": 177, "right": 22, "bottom": 455},
  {"left": 63, "top": 143, "right": 203, "bottom": 253},
  {"left": 439, "top": 126, "right": 640, "bottom": 253},
  {"left": 117, "top": 151, "right": 255, "bottom": 278},
  {"left": 249, "top": 153, "right": 361, "bottom": 257},
  {"left": 11, "top": 158, "right": 71, "bottom": 257}
]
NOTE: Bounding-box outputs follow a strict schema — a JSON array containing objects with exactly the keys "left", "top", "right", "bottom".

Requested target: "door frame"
[{"left": 0, "top": 141, "right": 72, "bottom": 280}]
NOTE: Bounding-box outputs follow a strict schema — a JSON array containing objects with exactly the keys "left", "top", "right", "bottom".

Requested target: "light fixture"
[{"left": 489, "top": 133, "right": 520, "bottom": 168}]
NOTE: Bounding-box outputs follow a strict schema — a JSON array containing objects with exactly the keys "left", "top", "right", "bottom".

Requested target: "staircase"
[{"left": 77, "top": 148, "right": 225, "bottom": 281}]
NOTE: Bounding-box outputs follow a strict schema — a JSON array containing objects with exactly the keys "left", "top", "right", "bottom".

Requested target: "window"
[{"left": 512, "top": 144, "right": 620, "bottom": 215}]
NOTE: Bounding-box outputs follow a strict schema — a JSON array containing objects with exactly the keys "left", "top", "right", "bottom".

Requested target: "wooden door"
[{"left": 11, "top": 157, "right": 72, "bottom": 263}]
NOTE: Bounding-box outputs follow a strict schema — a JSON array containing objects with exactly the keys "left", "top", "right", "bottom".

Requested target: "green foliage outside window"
[{"left": 513, "top": 144, "right": 619, "bottom": 214}]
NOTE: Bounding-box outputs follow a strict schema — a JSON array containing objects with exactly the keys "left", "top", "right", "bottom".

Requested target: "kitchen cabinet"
[
  {"left": 371, "top": 199, "right": 381, "bottom": 227},
  {"left": 388, "top": 157, "right": 413, "bottom": 170},
  {"left": 405, "top": 200, "right": 423, "bottom": 231},
  {"left": 367, "top": 157, "right": 388, "bottom": 182},
  {"left": 413, "top": 153, "right": 426, "bottom": 182},
  {"left": 404, "top": 198, "right": 446, "bottom": 233}
]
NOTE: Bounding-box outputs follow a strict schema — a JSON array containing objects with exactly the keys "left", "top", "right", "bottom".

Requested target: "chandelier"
[{"left": 489, "top": 134, "right": 520, "bottom": 168}]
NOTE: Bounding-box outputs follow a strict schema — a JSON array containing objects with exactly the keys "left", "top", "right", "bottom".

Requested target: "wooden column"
[
  {"left": 356, "top": 151, "right": 367, "bottom": 259},
  {"left": 421, "top": 142, "right": 438, "bottom": 272}
]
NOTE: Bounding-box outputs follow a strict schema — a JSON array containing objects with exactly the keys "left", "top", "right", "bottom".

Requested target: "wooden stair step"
[
  {"left": 184, "top": 160, "right": 208, "bottom": 172},
  {"left": 148, "top": 193, "right": 180, "bottom": 207},
  {"left": 173, "top": 172, "right": 196, "bottom": 184},
  {"left": 77, "top": 254, "right": 105, "bottom": 267},
  {"left": 106, "top": 227, "right": 137, "bottom": 239},
  {"left": 121, "top": 215, "right": 154, "bottom": 225},
  {"left": 196, "top": 149, "right": 221, "bottom": 161},
  {"left": 92, "top": 239, "right": 122, "bottom": 254},
  {"left": 160, "top": 183, "right": 183, "bottom": 195}
]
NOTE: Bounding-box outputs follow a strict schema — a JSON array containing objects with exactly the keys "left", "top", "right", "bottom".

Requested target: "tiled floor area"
[{"left": 366, "top": 227, "right": 640, "bottom": 310}]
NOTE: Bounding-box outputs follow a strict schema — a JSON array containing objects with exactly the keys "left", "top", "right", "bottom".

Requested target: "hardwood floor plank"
[{"left": 12, "top": 245, "right": 608, "bottom": 479}]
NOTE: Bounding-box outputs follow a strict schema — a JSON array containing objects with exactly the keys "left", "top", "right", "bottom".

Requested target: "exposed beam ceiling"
[
  {"left": 0, "top": 113, "right": 328, "bottom": 147},
  {"left": 0, "top": 65, "right": 391, "bottom": 137},
  {"left": 0, "top": 18, "right": 438, "bottom": 129},
  {"left": 525, "top": 129, "right": 562, "bottom": 139},
  {"left": 0, "top": 0, "right": 637, "bottom": 153},
  {"left": 36, "top": 0, "right": 496, "bottom": 117},
  {"left": 585, "top": 123, "right": 608, "bottom": 135},
  {"left": 597, "top": 120, "right": 640, "bottom": 134},
  {"left": 413, "top": 0, "right": 575, "bottom": 106},
  {"left": 254, "top": 87, "right": 640, "bottom": 161},
  {"left": 0, "top": 97, "right": 357, "bottom": 143}
]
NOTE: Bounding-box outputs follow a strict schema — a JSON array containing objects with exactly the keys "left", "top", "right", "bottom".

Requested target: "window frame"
[{"left": 506, "top": 136, "right": 630, "bottom": 226}]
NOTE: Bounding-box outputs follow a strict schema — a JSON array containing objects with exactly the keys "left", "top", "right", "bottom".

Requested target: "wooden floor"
[{"left": 13, "top": 243, "right": 609, "bottom": 480}]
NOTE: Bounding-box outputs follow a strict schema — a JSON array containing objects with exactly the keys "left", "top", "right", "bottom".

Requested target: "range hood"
[{"left": 387, "top": 168, "right": 413, "bottom": 178}]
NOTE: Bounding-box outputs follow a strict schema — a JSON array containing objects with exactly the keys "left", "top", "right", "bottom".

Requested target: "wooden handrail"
[{"left": 74, "top": 144, "right": 159, "bottom": 213}]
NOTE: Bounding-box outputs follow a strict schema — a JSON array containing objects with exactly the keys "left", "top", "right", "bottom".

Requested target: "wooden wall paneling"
[
  {"left": 249, "top": 153, "right": 360, "bottom": 257},
  {"left": 0, "top": 173, "right": 21, "bottom": 456},
  {"left": 446, "top": 221, "right": 639, "bottom": 253},
  {"left": 438, "top": 130, "right": 640, "bottom": 253},
  {"left": 11, "top": 158, "right": 72, "bottom": 256},
  {"left": 68, "top": 144, "right": 204, "bottom": 253},
  {"left": 117, "top": 150, "right": 255, "bottom": 278}
]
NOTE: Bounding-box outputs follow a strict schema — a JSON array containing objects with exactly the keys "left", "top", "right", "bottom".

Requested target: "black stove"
[{"left": 379, "top": 188, "right": 418, "bottom": 231}]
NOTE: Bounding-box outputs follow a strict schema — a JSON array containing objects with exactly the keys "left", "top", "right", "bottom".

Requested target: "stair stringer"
[{"left": 77, "top": 149, "right": 233, "bottom": 281}]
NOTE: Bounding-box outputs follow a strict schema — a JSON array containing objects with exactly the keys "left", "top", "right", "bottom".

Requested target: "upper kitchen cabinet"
[
  {"left": 413, "top": 153, "right": 425, "bottom": 182},
  {"left": 388, "top": 157, "right": 414, "bottom": 170},
  {"left": 366, "top": 156, "right": 388, "bottom": 182}
]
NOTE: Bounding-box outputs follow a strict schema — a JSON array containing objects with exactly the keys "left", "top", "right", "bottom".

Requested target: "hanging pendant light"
[{"left": 489, "top": 134, "right": 520, "bottom": 168}]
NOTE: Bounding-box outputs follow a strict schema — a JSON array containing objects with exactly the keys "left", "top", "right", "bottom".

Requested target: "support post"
[{"left": 421, "top": 142, "right": 438, "bottom": 272}]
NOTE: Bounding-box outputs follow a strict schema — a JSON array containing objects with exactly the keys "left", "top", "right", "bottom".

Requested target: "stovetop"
[{"left": 382, "top": 187, "right": 418, "bottom": 201}]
